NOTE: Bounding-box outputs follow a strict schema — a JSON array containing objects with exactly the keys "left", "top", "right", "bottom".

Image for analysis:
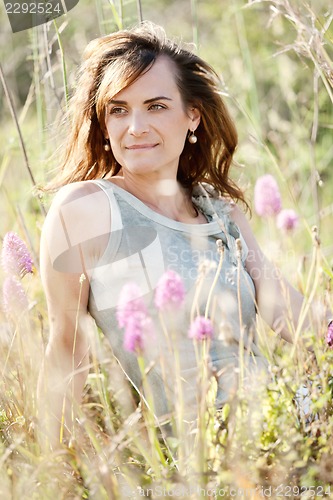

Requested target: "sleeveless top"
[{"left": 87, "top": 180, "right": 267, "bottom": 420}]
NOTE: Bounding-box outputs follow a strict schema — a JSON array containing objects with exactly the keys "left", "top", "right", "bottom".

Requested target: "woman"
[{"left": 38, "top": 23, "right": 321, "bottom": 448}]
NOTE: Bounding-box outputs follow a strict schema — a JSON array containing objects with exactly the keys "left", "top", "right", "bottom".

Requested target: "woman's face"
[{"left": 104, "top": 56, "right": 200, "bottom": 180}]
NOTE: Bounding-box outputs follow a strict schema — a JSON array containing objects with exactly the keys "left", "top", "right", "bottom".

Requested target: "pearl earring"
[
  {"left": 103, "top": 142, "right": 111, "bottom": 151},
  {"left": 188, "top": 130, "right": 198, "bottom": 144}
]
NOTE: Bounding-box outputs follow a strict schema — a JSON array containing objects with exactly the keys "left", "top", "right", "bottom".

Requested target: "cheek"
[
  {"left": 105, "top": 117, "right": 122, "bottom": 137},
  {"left": 105, "top": 128, "right": 123, "bottom": 160},
  {"left": 109, "top": 141, "right": 123, "bottom": 163},
  {"left": 172, "top": 127, "right": 188, "bottom": 151}
]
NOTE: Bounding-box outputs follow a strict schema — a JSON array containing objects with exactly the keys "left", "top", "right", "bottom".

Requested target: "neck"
[{"left": 111, "top": 173, "right": 198, "bottom": 221}]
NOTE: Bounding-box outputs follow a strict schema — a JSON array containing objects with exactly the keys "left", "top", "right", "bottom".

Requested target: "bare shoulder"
[
  {"left": 48, "top": 180, "right": 108, "bottom": 212},
  {"left": 228, "top": 202, "right": 249, "bottom": 226},
  {"left": 42, "top": 181, "right": 112, "bottom": 273},
  {"left": 45, "top": 181, "right": 111, "bottom": 232},
  {"left": 227, "top": 202, "right": 261, "bottom": 253}
]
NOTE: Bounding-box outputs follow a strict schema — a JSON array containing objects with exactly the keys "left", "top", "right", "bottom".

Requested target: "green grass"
[{"left": 0, "top": 0, "right": 332, "bottom": 498}]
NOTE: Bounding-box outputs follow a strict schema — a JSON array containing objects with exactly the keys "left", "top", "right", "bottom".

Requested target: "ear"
[{"left": 188, "top": 107, "right": 201, "bottom": 131}]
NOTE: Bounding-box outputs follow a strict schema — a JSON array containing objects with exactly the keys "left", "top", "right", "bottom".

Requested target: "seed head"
[
  {"left": 254, "top": 174, "right": 281, "bottom": 217},
  {"left": 154, "top": 270, "right": 185, "bottom": 311},
  {"left": 188, "top": 315, "right": 214, "bottom": 341},
  {"left": 1, "top": 232, "right": 33, "bottom": 278},
  {"left": 276, "top": 209, "right": 299, "bottom": 232}
]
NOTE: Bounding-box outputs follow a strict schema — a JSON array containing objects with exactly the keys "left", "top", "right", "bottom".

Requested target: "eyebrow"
[{"left": 109, "top": 96, "right": 173, "bottom": 105}]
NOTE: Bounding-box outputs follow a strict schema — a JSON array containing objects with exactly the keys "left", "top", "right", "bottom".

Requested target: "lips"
[{"left": 126, "top": 144, "right": 158, "bottom": 150}]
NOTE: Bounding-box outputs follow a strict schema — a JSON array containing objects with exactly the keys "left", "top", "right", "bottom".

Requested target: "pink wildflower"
[
  {"left": 116, "top": 283, "right": 148, "bottom": 328},
  {"left": 154, "top": 270, "right": 185, "bottom": 311},
  {"left": 2, "top": 276, "right": 29, "bottom": 316},
  {"left": 188, "top": 316, "right": 214, "bottom": 341},
  {"left": 326, "top": 322, "right": 333, "bottom": 348},
  {"left": 254, "top": 174, "right": 282, "bottom": 217},
  {"left": 276, "top": 209, "right": 299, "bottom": 232},
  {"left": 116, "top": 283, "right": 152, "bottom": 353},
  {"left": 123, "top": 311, "right": 152, "bottom": 353},
  {"left": 1, "top": 232, "right": 33, "bottom": 278}
]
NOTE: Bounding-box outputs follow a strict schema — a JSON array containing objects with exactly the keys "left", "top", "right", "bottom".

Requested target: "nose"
[{"left": 128, "top": 110, "right": 149, "bottom": 136}]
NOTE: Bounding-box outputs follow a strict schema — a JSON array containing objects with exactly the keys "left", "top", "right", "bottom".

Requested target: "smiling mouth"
[{"left": 126, "top": 144, "right": 158, "bottom": 150}]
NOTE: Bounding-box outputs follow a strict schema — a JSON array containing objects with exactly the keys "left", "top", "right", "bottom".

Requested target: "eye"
[
  {"left": 109, "top": 106, "right": 127, "bottom": 115},
  {"left": 148, "top": 103, "right": 166, "bottom": 111}
]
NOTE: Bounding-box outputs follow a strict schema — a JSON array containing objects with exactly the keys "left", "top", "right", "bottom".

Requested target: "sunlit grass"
[{"left": 0, "top": 0, "right": 332, "bottom": 497}]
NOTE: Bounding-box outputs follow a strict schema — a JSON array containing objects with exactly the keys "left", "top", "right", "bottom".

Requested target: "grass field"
[{"left": 0, "top": 0, "right": 333, "bottom": 498}]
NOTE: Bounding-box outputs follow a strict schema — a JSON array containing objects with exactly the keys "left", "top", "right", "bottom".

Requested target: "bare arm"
[
  {"left": 229, "top": 204, "right": 328, "bottom": 344},
  {"left": 37, "top": 182, "right": 110, "bottom": 449},
  {"left": 37, "top": 248, "right": 92, "bottom": 449}
]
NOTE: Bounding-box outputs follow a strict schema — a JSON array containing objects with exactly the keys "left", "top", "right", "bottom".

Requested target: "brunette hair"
[{"left": 45, "top": 22, "right": 246, "bottom": 205}]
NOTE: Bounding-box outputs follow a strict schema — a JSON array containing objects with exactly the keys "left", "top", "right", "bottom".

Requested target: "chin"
[{"left": 125, "top": 164, "right": 160, "bottom": 175}]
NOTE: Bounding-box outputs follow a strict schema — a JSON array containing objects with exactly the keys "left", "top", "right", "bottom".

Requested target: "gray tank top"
[{"left": 88, "top": 180, "right": 266, "bottom": 418}]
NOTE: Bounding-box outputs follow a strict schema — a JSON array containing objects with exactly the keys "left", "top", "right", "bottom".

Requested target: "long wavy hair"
[{"left": 45, "top": 23, "right": 246, "bottom": 206}]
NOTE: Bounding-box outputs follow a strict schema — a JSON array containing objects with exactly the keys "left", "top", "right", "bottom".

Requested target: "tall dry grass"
[{"left": 0, "top": 0, "right": 332, "bottom": 498}]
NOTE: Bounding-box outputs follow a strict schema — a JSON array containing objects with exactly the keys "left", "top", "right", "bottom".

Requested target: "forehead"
[{"left": 112, "top": 56, "right": 180, "bottom": 101}]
